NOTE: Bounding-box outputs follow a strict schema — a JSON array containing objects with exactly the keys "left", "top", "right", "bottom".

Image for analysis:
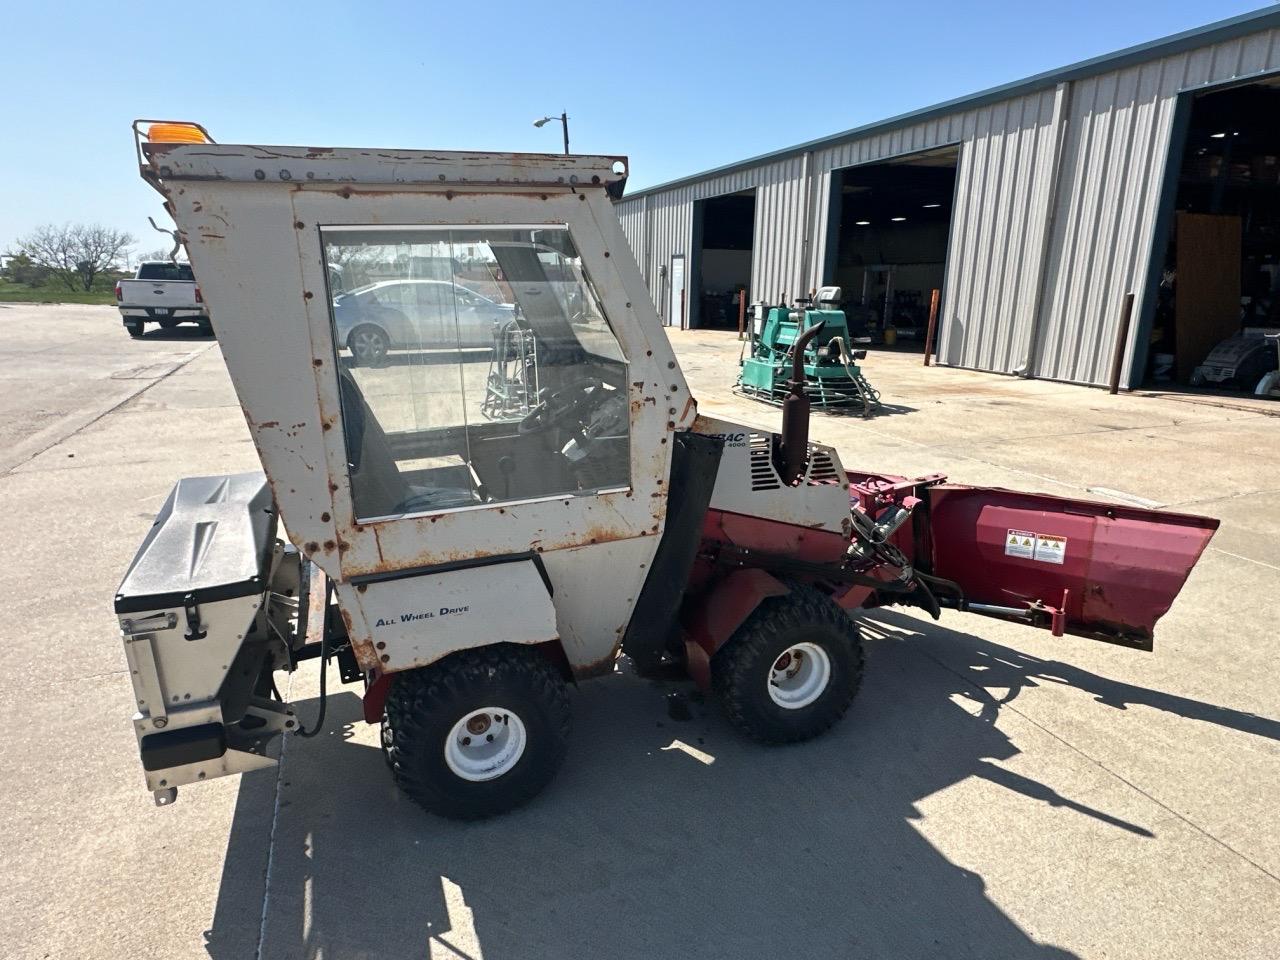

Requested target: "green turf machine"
[{"left": 738, "top": 286, "right": 881, "bottom": 415}]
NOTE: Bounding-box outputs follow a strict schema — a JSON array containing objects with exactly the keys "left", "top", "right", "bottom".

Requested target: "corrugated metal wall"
[
  {"left": 617, "top": 160, "right": 796, "bottom": 324},
  {"left": 616, "top": 23, "right": 1280, "bottom": 385},
  {"left": 809, "top": 91, "right": 1063, "bottom": 375},
  {"left": 1033, "top": 28, "right": 1280, "bottom": 384},
  {"left": 615, "top": 200, "right": 646, "bottom": 270}
]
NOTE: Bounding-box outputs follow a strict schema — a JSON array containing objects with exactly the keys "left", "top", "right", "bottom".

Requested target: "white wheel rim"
[
  {"left": 767, "top": 642, "right": 832, "bottom": 709},
  {"left": 443, "top": 707, "right": 527, "bottom": 782}
]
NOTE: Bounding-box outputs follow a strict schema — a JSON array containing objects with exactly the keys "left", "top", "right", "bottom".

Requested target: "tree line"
[{"left": 3, "top": 223, "right": 146, "bottom": 292}]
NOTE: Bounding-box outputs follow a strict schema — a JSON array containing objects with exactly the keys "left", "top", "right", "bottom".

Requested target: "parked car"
[
  {"left": 115, "top": 261, "right": 211, "bottom": 338},
  {"left": 333, "top": 280, "right": 514, "bottom": 366}
]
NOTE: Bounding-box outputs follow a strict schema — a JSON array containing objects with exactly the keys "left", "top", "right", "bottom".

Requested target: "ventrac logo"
[
  {"left": 374, "top": 606, "right": 470, "bottom": 628},
  {"left": 708, "top": 432, "right": 749, "bottom": 448}
]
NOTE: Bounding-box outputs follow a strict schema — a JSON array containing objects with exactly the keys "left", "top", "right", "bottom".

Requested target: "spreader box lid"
[{"left": 115, "top": 472, "right": 275, "bottom": 614}]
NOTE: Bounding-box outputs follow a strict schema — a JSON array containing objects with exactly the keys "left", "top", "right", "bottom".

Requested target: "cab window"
[{"left": 322, "top": 227, "right": 630, "bottom": 522}]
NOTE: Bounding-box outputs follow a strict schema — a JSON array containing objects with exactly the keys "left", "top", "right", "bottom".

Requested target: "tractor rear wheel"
[
  {"left": 384, "top": 645, "right": 571, "bottom": 820},
  {"left": 711, "top": 583, "right": 863, "bottom": 744}
]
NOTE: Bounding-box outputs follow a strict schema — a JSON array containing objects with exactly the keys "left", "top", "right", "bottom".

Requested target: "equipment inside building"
[
  {"left": 826, "top": 147, "right": 957, "bottom": 347},
  {"left": 1149, "top": 77, "right": 1280, "bottom": 392}
]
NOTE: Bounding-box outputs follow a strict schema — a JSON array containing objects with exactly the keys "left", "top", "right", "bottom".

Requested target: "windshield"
[
  {"left": 137, "top": 262, "right": 194, "bottom": 282},
  {"left": 320, "top": 226, "right": 630, "bottom": 522}
]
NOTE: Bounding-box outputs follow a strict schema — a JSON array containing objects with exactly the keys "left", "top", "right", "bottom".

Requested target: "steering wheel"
[{"left": 518, "top": 378, "right": 605, "bottom": 435}]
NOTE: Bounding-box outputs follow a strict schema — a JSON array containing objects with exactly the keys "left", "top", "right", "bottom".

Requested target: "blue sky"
[{"left": 0, "top": 0, "right": 1274, "bottom": 253}]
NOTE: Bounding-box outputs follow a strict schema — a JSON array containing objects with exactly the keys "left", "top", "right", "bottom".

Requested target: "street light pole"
[{"left": 534, "top": 112, "right": 570, "bottom": 155}]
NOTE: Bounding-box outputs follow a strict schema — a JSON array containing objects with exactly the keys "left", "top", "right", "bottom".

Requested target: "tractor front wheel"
[
  {"left": 384, "top": 645, "right": 571, "bottom": 820},
  {"left": 711, "top": 584, "right": 863, "bottom": 744}
]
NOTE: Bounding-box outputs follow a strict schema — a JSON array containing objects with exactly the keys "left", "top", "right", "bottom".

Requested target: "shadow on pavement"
[
  {"left": 215, "top": 626, "right": 1215, "bottom": 959},
  {"left": 132, "top": 326, "right": 215, "bottom": 342},
  {"left": 726, "top": 390, "right": 917, "bottom": 420},
  {"left": 203, "top": 611, "right": 1279, "bottom": 960},
  {"left": 867, "top": 610, "right": 1280, "bottom": 744}
]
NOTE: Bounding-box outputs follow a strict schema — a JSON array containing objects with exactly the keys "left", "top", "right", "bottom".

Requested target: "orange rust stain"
[
  {"left": 339, "top": 607, "right": 356, "bottom": 635},
  {"left": 572, "top": 641, "right": 621, "bottom": 680},
  {"left": 350, "top": 640, "right": 380, "bottom": 671}
]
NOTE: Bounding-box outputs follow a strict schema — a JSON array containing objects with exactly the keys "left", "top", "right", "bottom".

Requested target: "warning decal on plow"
[
  {"left": 1005, "top": 529, "right": 1037, "bottom": 559},
  {"left": 1005, "top": 530, "right": 1068, "bottom": 564},
  {"left": 1033, "top": 534, "right": 1067, "bottom": 564}
]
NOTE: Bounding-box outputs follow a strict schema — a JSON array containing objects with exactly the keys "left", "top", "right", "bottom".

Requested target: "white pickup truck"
[{"left": 115, "top": 261, "right": 211, "bottom": 338}]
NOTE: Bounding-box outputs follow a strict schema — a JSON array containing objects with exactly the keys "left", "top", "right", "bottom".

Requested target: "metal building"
[{"left": 615, "top": 7, "right": 1280, "bottom": 389}]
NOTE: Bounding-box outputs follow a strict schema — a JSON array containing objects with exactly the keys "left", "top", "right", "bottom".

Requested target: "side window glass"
[{"left": 323, "top": 227, "right": 630, "bottom": 522}]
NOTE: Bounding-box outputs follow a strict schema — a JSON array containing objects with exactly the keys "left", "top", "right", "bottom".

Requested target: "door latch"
[{"left": 183, "top": 593, "right": 207, "bottom": 640}]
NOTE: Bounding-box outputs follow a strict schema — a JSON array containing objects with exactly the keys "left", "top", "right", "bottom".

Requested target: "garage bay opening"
[
  {"left": 690, "top": 189, "right": 756, "bottom": 331},
  {"left": 824, "top": 146, "right": 958, "bottom": 348},
  {"left": 1144, "top": 78, "right": 1280, "bottom": 391}
]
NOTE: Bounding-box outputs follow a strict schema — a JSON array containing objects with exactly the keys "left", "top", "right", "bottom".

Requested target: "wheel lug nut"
[
  {"left": 462, "top": 736, "right": 471, "bottom": 746},
  {"left": 486, "top": 734, "right": 494, "bottom": 742}
]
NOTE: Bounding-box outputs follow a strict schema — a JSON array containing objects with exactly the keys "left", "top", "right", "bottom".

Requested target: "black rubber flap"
[
  {"left": 621, "top": 431, "right": 724, "bottom": 671},
  {"left": 140, "top": 723, "right": 227, "bottom": 771},
  {"left": 115, "top": 472, "right": 275, "bottom": 614}
]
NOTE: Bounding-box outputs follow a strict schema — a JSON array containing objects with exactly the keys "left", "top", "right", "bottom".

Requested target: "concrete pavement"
[{"left": 1, "top": 306, "right": 1276, "bottom": 959}]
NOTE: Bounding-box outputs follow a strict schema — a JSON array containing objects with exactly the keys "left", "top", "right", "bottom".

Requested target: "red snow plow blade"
[{"left": 920, "top": 485, "right": 1219, "bottom": 650}]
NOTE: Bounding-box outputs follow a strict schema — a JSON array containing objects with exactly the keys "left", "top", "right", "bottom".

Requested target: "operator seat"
[
  {"left": 338, "top": 370, "right": 410, "bottom": 519},
  {"left": 337, "top": 370, "right": 478, "bottom": 519}
]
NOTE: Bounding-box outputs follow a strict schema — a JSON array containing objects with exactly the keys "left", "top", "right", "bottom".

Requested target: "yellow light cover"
[{"left": 146, "top": 122, "right": 210, "bottom": 144}]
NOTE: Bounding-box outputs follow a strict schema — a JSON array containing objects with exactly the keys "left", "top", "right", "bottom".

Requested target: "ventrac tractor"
[{"left": 115, "top": 121, "right": 1218, "bottom": 819}]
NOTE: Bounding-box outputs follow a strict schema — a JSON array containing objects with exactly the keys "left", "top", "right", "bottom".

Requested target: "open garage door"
[
  {"left": 824, "top": 147, "right": 958, "bottom": 348},
  {"left": 689, "top": 189, "right": 756, "bottom": 331},
  {"left": 1140, "top": 77, "right": 1280, "bottom": 393}
]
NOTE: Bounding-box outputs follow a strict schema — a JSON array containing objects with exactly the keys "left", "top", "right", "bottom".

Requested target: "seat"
[{"left": 337, "top": 371, "right": 475, "bottom": 519}]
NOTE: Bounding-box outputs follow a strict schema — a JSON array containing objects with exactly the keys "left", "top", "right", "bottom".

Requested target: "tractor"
[{"left": 116, "top": 121, "right": 1218, "bottom": 819}]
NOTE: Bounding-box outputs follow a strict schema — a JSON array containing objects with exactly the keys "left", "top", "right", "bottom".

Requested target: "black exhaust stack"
[{"left": 776, "top": 318, "right": 826, "bottom": 485}]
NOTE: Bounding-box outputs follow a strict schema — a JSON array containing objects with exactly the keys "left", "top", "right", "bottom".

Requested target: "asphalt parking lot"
[{"left": 1, "top": 303, "right": 1277, "bottom": 960}]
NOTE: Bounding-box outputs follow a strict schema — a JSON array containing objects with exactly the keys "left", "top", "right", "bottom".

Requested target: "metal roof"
[{"left": 621, "top": 5, "right": 1280, "bottom": 201}]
